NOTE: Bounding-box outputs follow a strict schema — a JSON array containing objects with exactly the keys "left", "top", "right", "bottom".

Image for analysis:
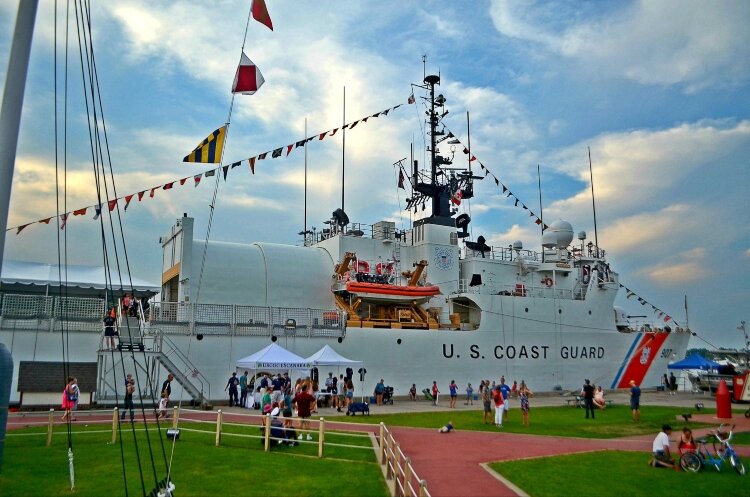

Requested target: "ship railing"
[
  {"left": 460, "top": 245, "right": 542, "bottom": 262},
  {"left": 147, "top": 301, "right": 345, "bottom": 338},
  {"left": 456, "top": 280, "right": 574, "bottom": 299},
  {"left": 0, "top": 294, "right": 105, "bottom": 332}
]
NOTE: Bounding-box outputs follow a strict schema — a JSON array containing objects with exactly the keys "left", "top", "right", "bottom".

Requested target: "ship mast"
[
  {"left": 408, "top": 71, "right": 480, "bottom": 227},
  {"left": 0, "top": 0, "right": 38, "bottom": 270}
]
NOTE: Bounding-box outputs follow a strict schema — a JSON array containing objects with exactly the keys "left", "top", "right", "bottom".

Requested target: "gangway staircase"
[{"left": 96, "top": 306, "right": 210, "bottom": 407}]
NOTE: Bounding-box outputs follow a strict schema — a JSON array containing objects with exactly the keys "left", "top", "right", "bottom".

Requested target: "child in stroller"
[{"left": 381, "top": 386, "right": 394, "bottom": 405}]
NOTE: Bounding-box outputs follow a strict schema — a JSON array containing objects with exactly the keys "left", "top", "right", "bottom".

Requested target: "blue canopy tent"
[{"left": 667, "top": 353, "right": 721, "bottom": 370}]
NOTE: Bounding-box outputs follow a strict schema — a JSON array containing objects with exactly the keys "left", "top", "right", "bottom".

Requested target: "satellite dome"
[
  {"left": 542, "top": 220, "right": 574, "bottom": 249},
  {"left": 512, "top": 240, "right": 523, "bottom": 251}
]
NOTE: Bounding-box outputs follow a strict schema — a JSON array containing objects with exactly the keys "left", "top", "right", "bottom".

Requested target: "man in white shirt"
[{"left": 651, "top": 424, "right": 675, "bottom": 468}]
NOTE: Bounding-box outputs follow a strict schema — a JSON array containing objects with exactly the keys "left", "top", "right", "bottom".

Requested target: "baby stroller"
[{"left": 382, "top": 386, "right": 394, "bottom": 405}]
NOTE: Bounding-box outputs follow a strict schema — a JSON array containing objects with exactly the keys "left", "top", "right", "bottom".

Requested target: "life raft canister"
[{"left": 356, "top": 259, "right": 370, "bottom": 274}]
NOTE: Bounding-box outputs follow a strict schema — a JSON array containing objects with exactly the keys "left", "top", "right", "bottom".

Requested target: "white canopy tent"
[
  {"left": 236, "top": 343, "right": 311, "bottom": 371},
  {"left": 306, "top": 345, "right": 366, "bottom": 402},
  {"left": 305, "top": 344, "right": 363, "bottom": 368},
  {"left": 235, "top": 343, "right": 312, "bottom": 409}
]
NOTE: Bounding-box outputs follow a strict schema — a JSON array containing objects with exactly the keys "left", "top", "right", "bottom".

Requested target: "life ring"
[{"left": 542, "top": 277, "right": 553, "bottom": 288}]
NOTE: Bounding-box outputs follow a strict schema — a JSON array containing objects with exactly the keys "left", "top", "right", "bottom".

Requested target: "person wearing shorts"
[
  {"left": 293, "top": 384, "right": 315, "bottom": 441},
  {"left": 629, "top": 380, "right": 641, "bottom": 422},
  {"left": 481, "top": 381, "right": 491, "bottom": 424}
]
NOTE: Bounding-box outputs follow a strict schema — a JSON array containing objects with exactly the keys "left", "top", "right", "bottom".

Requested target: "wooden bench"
[{"left": 565, "top": 396, "right": 582, "bottom": 407}]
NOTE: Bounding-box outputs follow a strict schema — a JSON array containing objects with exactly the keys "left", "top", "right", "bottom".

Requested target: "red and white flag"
[
  {"left": 252, "top": 0, "right": 273, "bottom": 31},
  {"left": 232, "top": 52, "right": 265, "bottom": 95}
]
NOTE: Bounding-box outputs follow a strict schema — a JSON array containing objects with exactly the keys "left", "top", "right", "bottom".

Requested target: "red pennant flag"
[
  {"left": 73, "top": 207, "right": 88, "bottom": 216},
  {"left": 163, "top": 182, "right": 174, "bottom": 190},
  {"left": 232, "top": 52, "right": 265, "bottom": 95},
  {"left": 180, "top": 178, "right": 188, "bottom": 186},
  {"left": 194, "top": 174, "right": 202, "bottom": 187},
  {"left": 138, "top": 191, "right": 145, "bottom": 201},
  {"left": 451, "top": 190, "right": 463, "bottom": 205},
  {"left": 16, "top": 223, "right": 30, "bottom": 234},
  {"left": 39, "top": 217, "right": 52, "bottom": 224},
  {"left": 408, "top": 93, "right": 415, "bottom": 104},
  {"left": 108, "top": 199, "right": 118, "bottom": 211},
  {"left": 60, "top": 213, "right": 69, "bottom": 230},
  {"left": 535, "top": 218, "right": 542, "bottom": 225},
  {"left": 470, "top": 155, "right": 477, "bottom": 162},
  {"left": 252, "top": 0, "right": 273, "bottom": 31},
  {"left": 124, "top": 194, "right": 134, "bottom": 211},
  {"left": 349, "top": 120, "right": 359, "bottom": 129},
  {"left": 664, "top": 316, "right": 671, "bottom": 323},
  {"left": 286, "top": 144, "right": 293, "bottom": 156},
  {"left": 150, "top": 187, "right": 157, "bottom": 198},
  {"left": 319, "top": 132, "right": 327, "bottom": 140},
  {"left": 398, "top": 170, "right": 405, "bottom": 189},
  {"left": 258, "top": 152, "right": 268, "bottom": 160},
  {"left": 330, "top": 128, "right": 339, "bottom": 137},
  {"left": 249, "top": 157, "right": 256, "bottom": 174}
]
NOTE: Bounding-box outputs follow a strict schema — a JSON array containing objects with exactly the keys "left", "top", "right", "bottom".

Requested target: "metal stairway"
[
  {"left": 154, "top": 340, "right": 208, "bottom": 404},
  {"left": 96, "top": 305, "right": 210, "bottom": 405}
]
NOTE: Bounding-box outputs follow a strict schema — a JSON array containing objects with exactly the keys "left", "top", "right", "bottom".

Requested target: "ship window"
[
  {"left": 588, "top": 310, "right": 592, "bottom": 315},
  {"left": 558, "top": 309, "right": 562, "bottom": 314},
  {"left": 397, "top": 338, "right": 402, "bottom": 345},
  {"left": 450, "top": 232, "right": 458, "bottom": 245},
  {"left": 525, "top": 308, "right": 528, "bottom": 313}
]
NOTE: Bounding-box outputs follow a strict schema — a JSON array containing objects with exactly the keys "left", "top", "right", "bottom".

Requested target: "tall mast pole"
[
  {"left": 588, "top": 147, "right": 599, "bottom": 256},
  {"left": 341, "top": 86, "right": 345, "bottom": 213},
  {"left": 0, "top": 0, "right": 39, "bottom": 269},
  {"left": 304, "top": 118, "right": 307, "bottom": 244},
  {"left": 537, "top": 164, "right": 544, "bottom": 236}
]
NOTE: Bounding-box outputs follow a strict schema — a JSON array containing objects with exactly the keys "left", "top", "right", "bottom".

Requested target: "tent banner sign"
[{"left": 256, "top": 362, "right": 311, "bottom": 369}]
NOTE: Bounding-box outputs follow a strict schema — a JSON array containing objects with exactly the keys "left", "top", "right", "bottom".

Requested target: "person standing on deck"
[
  {"left": 431, "top": 381, "right": 440, "bottom": 406},
  {"left": 582, "top": 379, "right": 595, "bottom": 419},
  {"left": 239, "top": 371, "right": 249, "bottom": 408},
  {"left": 121, "top": 378, "right": 135, "bottom": 422},
  {"left": 448, "top": 380, "right": 458, "bottom": 408},
  {"left": 103, "top": 308, "right": 117, "bottom": 351},
  {"left": 629, "top": 380, "right": 641, "bottom": 422},
  {"left": 499, "top": 378, "right": 511, "bottom": 420},
  {"left": 225, "top": 372, "right": 240, "bottom": 407},
  {"left": 492, "top": 385, "right": 504, "bottom": 428}
]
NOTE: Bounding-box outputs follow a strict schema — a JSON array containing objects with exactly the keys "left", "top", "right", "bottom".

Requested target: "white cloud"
[
  {"left": 639, "top": 247, "right": 709, "bottom": 284},
  {"left": 489, "top": 0, "right": 750, "bottom": 91}
]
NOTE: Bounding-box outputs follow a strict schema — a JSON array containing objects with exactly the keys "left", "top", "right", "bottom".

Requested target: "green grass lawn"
[
  {"left": 490, "top": 450, "right": 750, "bottom": 497},
  {"left": 0, "top": 423, "right": 388, "bottom": 497},
  {"left": 341, "top": 404, "right": 716, "bottom": 438},
  {"left": 732, "top": 431, "right": 750, "bottom": 446}
]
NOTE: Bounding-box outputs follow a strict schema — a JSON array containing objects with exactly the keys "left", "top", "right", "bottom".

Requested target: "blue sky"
[{"left": 1, "top": 0, "right": 749, "bottom": 351}]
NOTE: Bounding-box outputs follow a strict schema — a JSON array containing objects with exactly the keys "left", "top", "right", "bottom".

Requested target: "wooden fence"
[{"left": 9, "top": 408, "right": 431, "bottom": 497}]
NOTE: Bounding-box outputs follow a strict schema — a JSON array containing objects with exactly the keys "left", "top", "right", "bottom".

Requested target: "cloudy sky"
[{"left": 1, "top": 0, "right": 749, "bottom": 350}]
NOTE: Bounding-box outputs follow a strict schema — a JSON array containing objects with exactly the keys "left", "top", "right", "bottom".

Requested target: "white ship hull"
[{"left": 1, "top": 309, "right": 689, "bottom": 404}]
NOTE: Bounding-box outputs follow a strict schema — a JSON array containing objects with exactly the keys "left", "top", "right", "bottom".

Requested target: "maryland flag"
[{"left": 183, "top": 125, "right": 227, "bottom": 163}]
